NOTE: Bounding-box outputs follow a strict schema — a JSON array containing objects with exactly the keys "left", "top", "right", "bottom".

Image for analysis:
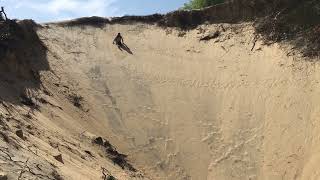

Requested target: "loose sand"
[{"left": 1, "top": 21, "right": 320, "bottom": 180}]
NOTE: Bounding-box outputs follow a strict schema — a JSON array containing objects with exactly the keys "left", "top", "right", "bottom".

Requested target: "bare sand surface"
[{"left": 1, "top": 21, "right": 320, "bottom": 180}]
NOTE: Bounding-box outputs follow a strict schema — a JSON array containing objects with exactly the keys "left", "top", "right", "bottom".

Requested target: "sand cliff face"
[
  {"left": 32, "top": 22, "right": 320, "bottom": 180},
  {"left": 0, "top": 5, "right": 319, "bottom": 178}
]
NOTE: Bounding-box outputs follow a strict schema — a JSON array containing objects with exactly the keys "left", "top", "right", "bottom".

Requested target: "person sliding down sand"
[
  {"left": 112, "top": 33, "right": 133, "bottom": 54},
  {"left": 113, "top": 33, "right": 124, "bottom": 49}
]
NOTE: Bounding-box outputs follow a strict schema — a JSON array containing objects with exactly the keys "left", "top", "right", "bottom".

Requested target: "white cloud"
[
  {"left": 31, "top": 0, "right": 115, "bottom": 15},
  {"left": 1, "top": 0, "right": 120, "bottom": 22}
]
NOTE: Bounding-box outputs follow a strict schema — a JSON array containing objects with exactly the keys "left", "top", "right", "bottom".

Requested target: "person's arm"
[{"left": 121, "top": 37, "right": 124, "bottom": 43}]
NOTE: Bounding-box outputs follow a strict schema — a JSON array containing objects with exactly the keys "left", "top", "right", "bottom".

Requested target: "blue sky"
[{"left": 0, "top": 0, "right": 189, "bottom": 23}]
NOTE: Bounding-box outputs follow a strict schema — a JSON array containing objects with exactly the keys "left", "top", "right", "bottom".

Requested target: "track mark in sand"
[
  {"left": 208, "top": 126, "right": 263, "bottom": 170},
  {"left": 221, "top": 46, "right": 228, "bottom": 52},
  {"left": 103, "top": 83, "right": 122, "bottom": 119},
  {"left": 201, "top": 131, "right": 220, "bottom": 142},
  {"left": 68, "top": 51, "right": 85, "bottom": 55},
  {"left": 123, "top": 63, "right": 308, "bottom": 91}
]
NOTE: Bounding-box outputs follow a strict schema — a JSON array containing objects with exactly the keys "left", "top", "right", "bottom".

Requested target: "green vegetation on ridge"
[{"left": 182, "top": 0, "right": 225, "bottom": 10}]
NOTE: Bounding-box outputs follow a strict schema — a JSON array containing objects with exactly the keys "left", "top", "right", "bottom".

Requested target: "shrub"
[
  {"left": 182, "top": 0, "right": 225, "bottom": 10},
  {"left": 69, "top": 93, "right": 83, "bottom": 108}
]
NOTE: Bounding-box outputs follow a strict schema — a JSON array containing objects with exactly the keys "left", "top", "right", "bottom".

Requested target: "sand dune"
[
  {"left": 0, "top": 15, "right": 319, "bottom": 179},
  {"left": 37, "top": 22, "right": 319, "bottom": 179}
]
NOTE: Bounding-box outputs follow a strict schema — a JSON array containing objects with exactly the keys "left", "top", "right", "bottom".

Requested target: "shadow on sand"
[
  {"left": 117, "top": 43, "right": 133, "bottom": 55},
  {"left": 0, "top": 20, "right": 50, "bottom": 105}
]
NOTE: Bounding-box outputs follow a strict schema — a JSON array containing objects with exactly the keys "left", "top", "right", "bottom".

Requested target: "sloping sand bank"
[{"left": 34, "top": 22, "right": 320, "bottom": 179}]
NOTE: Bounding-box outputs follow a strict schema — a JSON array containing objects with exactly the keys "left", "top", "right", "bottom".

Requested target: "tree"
[{"left": 182, "top": 0, "right": 225, "bottom": 10}]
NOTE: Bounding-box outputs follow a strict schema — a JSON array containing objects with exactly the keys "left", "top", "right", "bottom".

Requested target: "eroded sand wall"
[{"left": 38, "top": 23, "right": 320, "bottom": 180}]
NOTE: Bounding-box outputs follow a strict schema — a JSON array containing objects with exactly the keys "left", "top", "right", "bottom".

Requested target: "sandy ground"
[{"left": 1, "top": 21, "right": 320, "bottom": 180}]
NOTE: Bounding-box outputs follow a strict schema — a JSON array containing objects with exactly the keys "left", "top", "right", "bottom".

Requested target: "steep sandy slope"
[
  {"left": 0, "top": 21, "right": 148, "bottom": 180},
  {"left": 32, "top": 21, "right": 320, "bottom": 180}
]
